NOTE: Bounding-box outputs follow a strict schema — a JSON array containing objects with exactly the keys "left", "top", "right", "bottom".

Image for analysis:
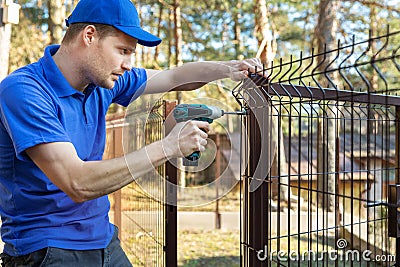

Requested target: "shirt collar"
[{"left": 40, "top": 45, "right": 84, "bottom": 97}]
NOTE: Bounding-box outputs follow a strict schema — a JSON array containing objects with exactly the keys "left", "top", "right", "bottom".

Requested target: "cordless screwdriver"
[{"left": 173, "top": 103, "right": 245, "bottom": 166}]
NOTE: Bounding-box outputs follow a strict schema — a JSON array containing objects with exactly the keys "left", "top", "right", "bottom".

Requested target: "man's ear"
[{"left": 82, "top": 25, "right": 97, "bottom": 46}]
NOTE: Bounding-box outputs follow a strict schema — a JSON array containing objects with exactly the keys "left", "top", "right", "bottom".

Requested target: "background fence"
[
  {"left": 234, "top": 29, "right": 400, "bottom": 266},
  {"left": 104, "top": 100, "right": 178, "bottom": 266}
]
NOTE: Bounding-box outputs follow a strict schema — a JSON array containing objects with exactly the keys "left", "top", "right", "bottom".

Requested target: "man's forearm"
[
  {"left": 144, "top": 59, "right": 260, "bottom": 94},
  {"left": 71, "top": 140, "right": 168, "bottom": 202},
  {"left": 26, "top": 141, "right": 169, "bottom": 203}
]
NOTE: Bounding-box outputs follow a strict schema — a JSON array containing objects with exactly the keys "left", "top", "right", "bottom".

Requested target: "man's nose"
[{"left": 121, "top": 58, "right": 132, "bottom": 71}]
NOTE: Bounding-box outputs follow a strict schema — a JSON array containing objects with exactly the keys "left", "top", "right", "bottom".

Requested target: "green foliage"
[
  {"left": 8, "top": 0, "right": 400, "bottom": 78},
  {"left": 9, "top": 4, "right": 47, "bottom": 73}
]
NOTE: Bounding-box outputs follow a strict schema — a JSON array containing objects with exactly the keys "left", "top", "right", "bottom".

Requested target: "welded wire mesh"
[
  {"left": 124, "top": 105, "right": 165, "bottom": 267},
  {"left": 234, "top": 29, "right": 400, "bottom": 266},
  {"left": 105, "top": 102, "right": 167, "bottom": 267}
]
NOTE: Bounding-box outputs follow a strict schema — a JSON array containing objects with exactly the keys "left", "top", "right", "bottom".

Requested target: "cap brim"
[{"left": 115, "top": 25, "right": 161, "bottom": 47}]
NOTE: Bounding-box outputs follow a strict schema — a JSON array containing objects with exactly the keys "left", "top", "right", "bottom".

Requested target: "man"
[{"left": 0, "top": 0, "right": 261, "bottom": 266}]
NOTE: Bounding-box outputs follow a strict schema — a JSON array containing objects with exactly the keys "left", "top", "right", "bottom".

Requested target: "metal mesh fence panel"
[
  {"left": 234, "top": 29, "right": 400, "bottom": 266},
  {"left": 105, "top": 101, "right": 177, "bottom": 266}
]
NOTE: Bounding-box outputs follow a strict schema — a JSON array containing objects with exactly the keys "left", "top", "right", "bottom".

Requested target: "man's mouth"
[{"left": 112, "top": 73, "right": 122, "bottom": 80}]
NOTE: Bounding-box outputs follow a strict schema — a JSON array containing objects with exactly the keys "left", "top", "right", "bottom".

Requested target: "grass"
[
  {"left": 177, "top": 229, "right": 240, "bottom": 267},
  {"left": 124, "top": 228, "right": 396, "bottom": 267},
  {"left": 121, "top": 229, "right": 240, "bottom": 267}
]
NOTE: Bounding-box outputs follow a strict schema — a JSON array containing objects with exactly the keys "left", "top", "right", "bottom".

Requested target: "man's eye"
[{"left": 121, "top": 49, "right": 134, "bottom": 55}]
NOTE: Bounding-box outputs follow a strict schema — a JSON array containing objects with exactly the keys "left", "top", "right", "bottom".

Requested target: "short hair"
[{"left": 62, "top": 23, "right": 120, "bottom": 44}]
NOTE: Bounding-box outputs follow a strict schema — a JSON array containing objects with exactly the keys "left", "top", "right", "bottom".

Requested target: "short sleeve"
[
  {"left": 111, "top": 68, "right": 147, "bottom": 106},
  {"left": 0, "top": 74, "right": 71, "bottom": 161}
]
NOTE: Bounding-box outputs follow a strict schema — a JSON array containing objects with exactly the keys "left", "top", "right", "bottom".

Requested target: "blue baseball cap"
[{"left": 65, "top": 0, "right": 161, "bottom": 47}]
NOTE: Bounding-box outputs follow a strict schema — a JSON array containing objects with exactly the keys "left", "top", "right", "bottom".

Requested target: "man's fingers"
[
  {"left": 230, "top": 70, "right": 248, "bottom": 81},
  {"left": 192, "top": 120, "right": 210, "bottom": 134},
  {"left": 199, "top": 130, "right": 208, "bottom": 139},
  {"left": 247, "top": 58, "right": 263, "bottom": 73},
  {"left": 229, "top": 58, "right": 266, "bottom": 81},
  {"left": 199, "top": 138, "right": 208, "bottom": 146},
  {"left": 242, "top": 58, "right": 265, "bottom": 76},
  {"left": 165, "top": 120, "right": 211, "bottom": 157}
]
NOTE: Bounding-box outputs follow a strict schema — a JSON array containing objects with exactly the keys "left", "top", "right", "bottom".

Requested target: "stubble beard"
[
  {"left": 88, "top": 67, "right": 116, "bottom": 90},
  {"left": 96, "top": 75, "right": 116, "bottom": 89},
  {"left": 85, "top": 50, "right": 116, "bottom": 89}
]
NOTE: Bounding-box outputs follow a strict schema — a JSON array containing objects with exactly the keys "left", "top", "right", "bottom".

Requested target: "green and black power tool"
[{"left": 173, "top": 103, "right": 245, "bottom": 166}]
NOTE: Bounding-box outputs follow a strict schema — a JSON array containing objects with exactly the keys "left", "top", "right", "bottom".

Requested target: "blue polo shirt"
[{"left": 0, "top": 45, "right": 147, "bottom": 256}]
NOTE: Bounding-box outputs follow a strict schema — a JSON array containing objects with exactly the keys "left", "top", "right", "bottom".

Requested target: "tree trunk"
[
  {"left": 315, "top": 0, "right": 340, "bottom": 212},
  {"left": 0, "top": 0, "right": 13, "bottom": 80},
  {"left": 135, "top": 1, "right": 142, "bottom": 67},
  {"left": 173, "top": 0, "right": 183, "bottom": 67},
  {"left": 367, "top": 4, "right": 383, "bottom": 250},
  {"left": 173, "top": 0, "right": 182, "bottom": 104},
  {"left": 233, "top": 0, "right": 243, "bottom": 59},
  {"left": 154, "top": 4, "right": 163, "bottom": 63},
  {"left": 316, "top": 0, "right": 340, "bottom": 69},
  {"left": 168, "top": 9, "right": 173, "bottom": 68},
  {"left": 254, "top": 0, "right": 275, "bottom": 65},
  {"left": 370, "top": 5, "right": 378, "bottom": 93},
  {"left": 47, "top": 0, "right": 65, "bottom": 44}
]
